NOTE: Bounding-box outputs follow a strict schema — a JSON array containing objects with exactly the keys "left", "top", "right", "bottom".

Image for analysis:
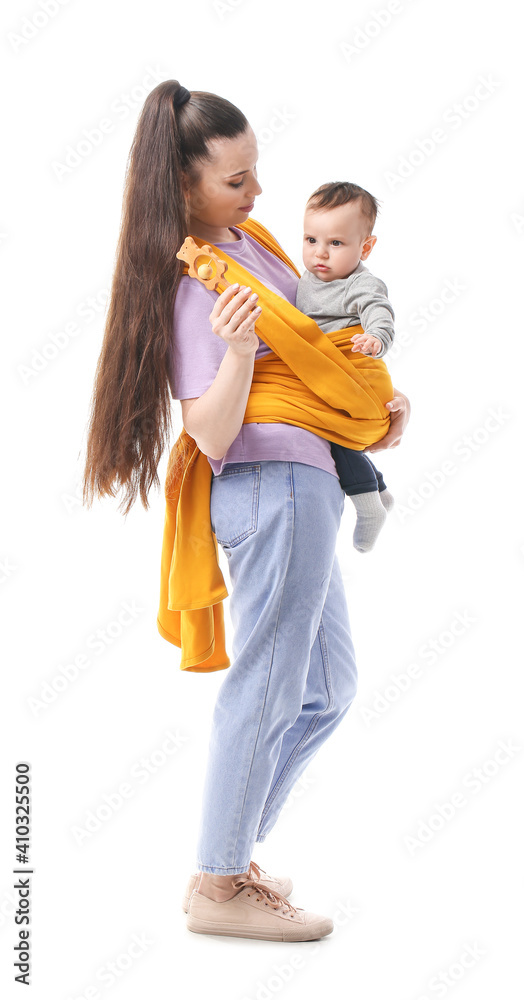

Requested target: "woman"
[{"left": 83, "top": 80, "right": 410, "bottom": 943}]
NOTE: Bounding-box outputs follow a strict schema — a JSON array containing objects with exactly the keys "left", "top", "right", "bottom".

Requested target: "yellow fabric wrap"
[{"left": 157, "top": 218, "right": 394, "bottom": 672}]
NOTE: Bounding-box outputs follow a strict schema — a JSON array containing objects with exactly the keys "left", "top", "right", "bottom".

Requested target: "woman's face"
[{"left": 184, "top": 126, "right": 262, "bottom": 237}]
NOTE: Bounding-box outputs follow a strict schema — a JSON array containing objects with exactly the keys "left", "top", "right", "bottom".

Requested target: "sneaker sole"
[{"left": 186, "top": 913, "right": 333, "bottom": 942}]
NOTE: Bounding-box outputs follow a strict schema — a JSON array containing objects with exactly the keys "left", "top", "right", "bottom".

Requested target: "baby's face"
[{"left": 302, "top": 201, "right": 371, "bottom": 282}]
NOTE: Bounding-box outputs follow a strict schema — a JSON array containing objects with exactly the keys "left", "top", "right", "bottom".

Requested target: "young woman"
[{"left": 82, "top": 80, "right": 410, "bottom": 943}]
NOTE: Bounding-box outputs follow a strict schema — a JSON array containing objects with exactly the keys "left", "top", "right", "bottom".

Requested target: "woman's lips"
[{"left": 239, "top": 202, "right": 255, "bottom": 211}]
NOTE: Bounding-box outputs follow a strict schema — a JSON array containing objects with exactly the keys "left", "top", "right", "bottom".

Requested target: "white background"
[{"left": 1, "top": 0, "right": 523, "bottom": 997}]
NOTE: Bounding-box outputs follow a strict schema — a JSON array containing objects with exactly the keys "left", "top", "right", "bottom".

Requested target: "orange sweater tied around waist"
[{"left": 157, "top": 218, "right": 393, "bottom": 672}]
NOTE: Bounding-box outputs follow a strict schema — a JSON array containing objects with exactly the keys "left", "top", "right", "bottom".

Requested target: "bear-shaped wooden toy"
[{"left": 176, "top": 236, "right": 233, "bottom": 291}]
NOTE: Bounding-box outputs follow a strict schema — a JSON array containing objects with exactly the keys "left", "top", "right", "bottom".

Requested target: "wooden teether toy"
[{"left": 176, "top": 236, "right": 234, "bottom": 291}]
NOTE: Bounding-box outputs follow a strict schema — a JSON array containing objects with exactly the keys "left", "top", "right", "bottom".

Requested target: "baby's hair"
[{"left": 306, "top": 181, "right": 382, "bottom": 236}]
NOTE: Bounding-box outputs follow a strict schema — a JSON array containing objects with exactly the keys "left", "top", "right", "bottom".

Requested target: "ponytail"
[{"left": 82, "top": 80, "right": 248, "bottom": 515}]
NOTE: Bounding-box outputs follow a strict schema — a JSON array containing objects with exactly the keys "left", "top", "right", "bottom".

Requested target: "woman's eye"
[{"left": 230, "top": 164, "right": 257, "bottom": 188}]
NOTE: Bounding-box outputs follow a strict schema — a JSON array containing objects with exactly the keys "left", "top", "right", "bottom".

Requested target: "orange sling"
[{"left": 157, "top": 218, "right": 393, "bottom": 672}]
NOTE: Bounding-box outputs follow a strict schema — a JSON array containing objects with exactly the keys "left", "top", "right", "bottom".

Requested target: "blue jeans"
[{"left": 196, "top": 460, "right": 358, "bottom": 875}]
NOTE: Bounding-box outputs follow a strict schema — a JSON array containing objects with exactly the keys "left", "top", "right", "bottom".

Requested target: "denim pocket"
[{"left": 210, "top": 463, "right": 261, "bottom": 547}]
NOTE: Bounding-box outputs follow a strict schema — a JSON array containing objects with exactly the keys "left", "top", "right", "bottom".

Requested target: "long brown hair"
[{"left": 82, "top": 80, "right": 249, "bottom": 516}]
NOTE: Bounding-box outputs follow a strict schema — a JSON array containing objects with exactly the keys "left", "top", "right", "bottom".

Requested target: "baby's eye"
[
  {"left": 305, "top": 237, "right": 315, "bottom": 244},
  {"left": 332, "top": 240, "right": 342, "bottom": 246}
]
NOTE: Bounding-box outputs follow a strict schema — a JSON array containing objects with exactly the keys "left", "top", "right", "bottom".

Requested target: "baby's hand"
[{"left": 350, "top": 333, "right": 383, "bottom": 357}]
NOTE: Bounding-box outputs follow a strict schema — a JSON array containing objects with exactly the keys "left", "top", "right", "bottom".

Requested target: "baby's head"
[{"left": 303, "top": 182, "right": 381, "bottom": 282}]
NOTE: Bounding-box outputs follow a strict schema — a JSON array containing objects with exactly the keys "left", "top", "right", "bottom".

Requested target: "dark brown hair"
[
  {"left": 306, "top": 181, "right": 381, "bottom": 235},
  {"left": 81, "top": 80, "right": 249, "bottom": 516}
]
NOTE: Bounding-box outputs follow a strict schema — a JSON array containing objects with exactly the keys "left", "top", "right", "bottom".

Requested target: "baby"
[{"left": 295, "top": 181, "right": 395, "bottom": 553}]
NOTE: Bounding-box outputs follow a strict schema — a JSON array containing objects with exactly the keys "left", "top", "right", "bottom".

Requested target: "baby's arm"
[{"left": 345, "top": 274, "right": 395, "bottom": 358}]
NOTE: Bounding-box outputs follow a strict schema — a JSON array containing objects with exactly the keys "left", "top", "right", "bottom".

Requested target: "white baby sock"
[
  {"left": 379, "top": 488, "right": 395, "bottom": 512},
  {"left": 350, "top": 491, "right": 388, "bottom": 553}
]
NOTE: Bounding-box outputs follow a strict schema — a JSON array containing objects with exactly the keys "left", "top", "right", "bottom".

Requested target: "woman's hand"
[
  {"left": 363, "top": 389, "right": 411, "bottom": 452},
  {"left": 209, "top": 284, "right": 262, "bottom": 356}
]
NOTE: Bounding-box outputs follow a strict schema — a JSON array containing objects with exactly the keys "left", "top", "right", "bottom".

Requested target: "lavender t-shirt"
[{"left": 170, "top": 224, "right": 338, "bottom": 479}]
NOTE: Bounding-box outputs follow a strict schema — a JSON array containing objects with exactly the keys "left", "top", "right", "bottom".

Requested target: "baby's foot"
[
  {"left": 379, "top": 488, "right": 394, "bottom": 513},
  {"left": 351, "top": 492, "right": 388, "bottom": 553}
]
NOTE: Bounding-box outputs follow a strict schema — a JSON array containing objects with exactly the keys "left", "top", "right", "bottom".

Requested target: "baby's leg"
[
  {"left": 365, "top": 458, "right": 395, "bottom": 513},
  {"left": 329, "top": 443, "right": 387, "bottom": 553}
]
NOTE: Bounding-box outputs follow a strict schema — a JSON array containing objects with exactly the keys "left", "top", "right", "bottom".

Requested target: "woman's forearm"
[{"left": 183, "top": 346, "right": 256, "bottom": 460}]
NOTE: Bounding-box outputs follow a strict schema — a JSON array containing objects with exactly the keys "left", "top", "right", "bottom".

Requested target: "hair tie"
[{"left": 173, "top": 85, "right": 191, "bottom": 109}]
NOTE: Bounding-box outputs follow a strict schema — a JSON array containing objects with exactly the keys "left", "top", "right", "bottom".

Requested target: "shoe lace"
[
  {"left": 232, "top": 864, "right": 297, "bottom": 916},
  {"left": 248, "top": 860, "right": 266, "bottom": 881}
]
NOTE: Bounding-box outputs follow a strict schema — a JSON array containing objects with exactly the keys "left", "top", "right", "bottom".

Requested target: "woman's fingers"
[
  {"left": 208, "top": 282, "right": 238, "bottom": 317},
  {"left": 230, "top": 293, "right": 260, "bottom": 331},
  {"left": 363, "top": 394, "right": 410, "bottom": 452},
  {"left": 209, "top": 285, "right": 259, "bottom": 332},
  {"left": 207, "top": 282, "right": 262, "bottom": 355},
  {"left": 385, "top": 396, "right": 404, "bottom": 413},
  {"left": 219, "top": 285, "right": 256, "bottom": 318}
]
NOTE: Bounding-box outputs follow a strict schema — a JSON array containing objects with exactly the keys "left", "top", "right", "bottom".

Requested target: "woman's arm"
[
  {"left": 363, "top": 389, "right": 411, "bottom": 452},
  {"left": 181, "top": 284, "right": 261, "bottom": 460},
  {"left": 182, "top": 347, "right": 256, "bottom": 459}
]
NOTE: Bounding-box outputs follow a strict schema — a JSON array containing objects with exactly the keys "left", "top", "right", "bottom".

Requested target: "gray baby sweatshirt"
[{"left": 295, "top": 261, "right": 395, "bottom": 359}]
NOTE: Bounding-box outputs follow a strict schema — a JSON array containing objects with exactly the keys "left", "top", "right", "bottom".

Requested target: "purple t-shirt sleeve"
[{"left": 170, "top": 277, "right": 225, "bottom": 400}]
